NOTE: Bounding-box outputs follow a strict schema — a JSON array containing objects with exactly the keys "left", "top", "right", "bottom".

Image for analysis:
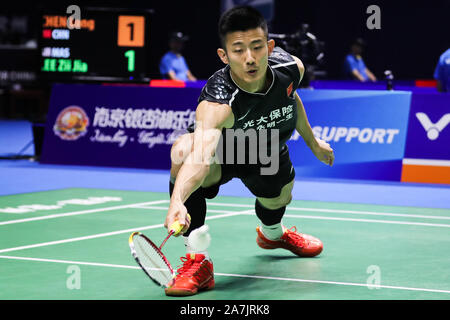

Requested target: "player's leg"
[
  {"left": 255, "top": 178, "right": 323, "bottom": 257},
  {"left": 257, "top": 178, "right": 294, "bottom": 208},
  {"left": 256, "top": 179, "right": 294, "bottom": 240},
  {"left": 243, "top": 147, "right": 323, "bottom": 257}
]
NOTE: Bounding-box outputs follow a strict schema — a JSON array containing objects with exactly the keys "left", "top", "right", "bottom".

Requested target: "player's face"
[{"left": 218, "top": 27, "right": 275, "bottom": 92}]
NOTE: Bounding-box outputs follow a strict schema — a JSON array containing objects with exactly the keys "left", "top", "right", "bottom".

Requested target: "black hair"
[{"left": 218, "top": 6, "right": 268, "bottom": 49}]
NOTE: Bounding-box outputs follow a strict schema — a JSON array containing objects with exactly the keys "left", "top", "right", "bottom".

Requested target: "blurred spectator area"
[{"left": 0, "top": 10, "right": 48, "bottom": 121}]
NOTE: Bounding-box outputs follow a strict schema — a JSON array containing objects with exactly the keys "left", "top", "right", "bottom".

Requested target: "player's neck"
[{"left": 230, "top": 66, "right": 272, "bottom": 93}]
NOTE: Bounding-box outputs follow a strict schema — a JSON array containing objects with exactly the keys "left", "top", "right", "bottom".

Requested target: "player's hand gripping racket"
[{"left": 128, "top": 214, "right": 190, "bottom": 288}]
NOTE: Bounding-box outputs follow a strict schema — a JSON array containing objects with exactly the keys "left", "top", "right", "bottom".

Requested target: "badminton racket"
[{"left": 128, "top": 214, "right": 190, "bottom": 288}]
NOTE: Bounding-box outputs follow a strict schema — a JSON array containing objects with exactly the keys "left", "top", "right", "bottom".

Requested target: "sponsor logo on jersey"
[{"left": 287, "top": 82, "right": 293, "bottom": 97}]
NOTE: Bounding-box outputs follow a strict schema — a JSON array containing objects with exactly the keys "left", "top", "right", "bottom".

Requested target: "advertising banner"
[
  {"left": 41, "top": 84, "right": 198, "bottom": 169},
  {"left": 287, "top": 89, "right": 412, "bottom": 181},
  {"left": 401, "top": 92, "right": 450, "bottom": 184},
  {"left": 42, "top": 84, "right": 415, "bottom": 182}
]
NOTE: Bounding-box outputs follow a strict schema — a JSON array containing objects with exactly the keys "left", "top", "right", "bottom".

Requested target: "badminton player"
[{"left": 164, "top": 6, "right": 334, "bottom": 296}]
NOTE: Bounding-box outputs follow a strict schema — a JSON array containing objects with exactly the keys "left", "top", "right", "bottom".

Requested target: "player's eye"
[
  {"left": 233, "top": 49, "right": 243, "bottom": 53},
  {"left": 254, "top": 46, "right": 262, "bottom": 50}
]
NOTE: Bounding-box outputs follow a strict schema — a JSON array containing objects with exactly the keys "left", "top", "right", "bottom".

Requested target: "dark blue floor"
[
  {"left": 0, "top": 120, "right": 35, "bottom": 157},
  {"left": 1, "top": 120, "right": 449, "bottom": 209}
]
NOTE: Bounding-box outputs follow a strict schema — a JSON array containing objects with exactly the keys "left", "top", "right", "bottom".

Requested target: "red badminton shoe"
[
  {"left": 165, "top": 253, "right": 214, "bottom": 296},
  {"left": 256, "top": 226, "right": 323, "bottom": 257}
]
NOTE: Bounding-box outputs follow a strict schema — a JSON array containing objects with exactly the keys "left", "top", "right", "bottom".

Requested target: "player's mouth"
[{"left": 246, "top": 69, "right": 258, "bottom": 76}]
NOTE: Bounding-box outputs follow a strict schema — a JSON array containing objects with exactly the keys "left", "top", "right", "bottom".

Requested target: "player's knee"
[
  {"left": 201, "top": 163, "right": 220, "bottom": 188},
  {"left": 275, "top": 194, "right": 292, "bottom": 208},
  {"left": 285, "top": 193, "right": 293, "bottom": 205},
  {"left": 170, "top": 134, "right": 193, "bottom": 179},
  {"left": 170, "top": 134, "right": 193, "bottom": 166},
  {"left": 258, "top": 193, "right": 292, "bottom": 210}
]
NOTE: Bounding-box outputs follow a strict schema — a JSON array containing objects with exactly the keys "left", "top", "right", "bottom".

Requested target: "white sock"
[
  {"left": 261, "top": 222, "right": 285, "bottom": 240},
  {"left": 183, "top": 236, "right": 210, "bottom": 260}
]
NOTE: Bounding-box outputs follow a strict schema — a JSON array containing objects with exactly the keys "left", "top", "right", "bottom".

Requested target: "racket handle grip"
[{"left": 169, "top": 213, "right": 191, "bottom": 236}]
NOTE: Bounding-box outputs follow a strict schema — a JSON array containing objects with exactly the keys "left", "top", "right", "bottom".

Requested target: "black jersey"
[{"left": 198, "top": 47, "right": 301, "bottom": 156}]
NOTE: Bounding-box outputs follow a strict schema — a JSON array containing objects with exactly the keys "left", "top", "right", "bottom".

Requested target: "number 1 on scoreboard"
[
  {"left": 117, "top": 16, "right": 145, "bottom": 47},
  {"left": 124, "top": 50, "right": 135, "bottom": 72}
]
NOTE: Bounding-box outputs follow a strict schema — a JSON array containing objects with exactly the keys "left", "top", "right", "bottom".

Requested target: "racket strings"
[{"left": 134, "top": 236, "right": 173, "bottom": 286}]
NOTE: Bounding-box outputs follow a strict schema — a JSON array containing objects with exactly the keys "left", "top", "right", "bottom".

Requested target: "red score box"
[
  {"left": 42, "top": 29, "right": 52, "bottom": 38},
  {"left": 149, "top": 80, "right": 186, "bottom": 88},
  {"left": 415, "top": 79, "right": 437, "bottom": 87}
]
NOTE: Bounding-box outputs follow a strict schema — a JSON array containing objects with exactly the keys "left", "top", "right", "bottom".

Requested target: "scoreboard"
[{"left": 38, "top": 7, "right": 152, "bottom": 83}]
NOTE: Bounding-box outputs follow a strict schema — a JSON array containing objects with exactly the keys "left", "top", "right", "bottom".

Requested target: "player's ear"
[
  {"left": 217, "top": 48, "right": 229, "bottom": 65},
  {"left": 267, "top": 39, "right": 275, "bottom": 55}
]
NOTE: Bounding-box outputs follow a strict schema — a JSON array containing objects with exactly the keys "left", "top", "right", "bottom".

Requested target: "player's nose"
[{"left": 244, "top": 49, "right": 256, "bottom": 65}]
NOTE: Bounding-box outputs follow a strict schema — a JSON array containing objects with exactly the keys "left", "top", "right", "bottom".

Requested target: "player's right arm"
[{"left": 164, "top": 100, "right": 234, "bottom": 233}]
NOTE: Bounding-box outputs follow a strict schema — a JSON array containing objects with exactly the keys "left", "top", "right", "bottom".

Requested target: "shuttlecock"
[{"left": 188, "top": 225, "right": 211, "bottom": 251}]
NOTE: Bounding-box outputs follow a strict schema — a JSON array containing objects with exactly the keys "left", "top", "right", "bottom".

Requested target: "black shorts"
[{"left": 205, "top": 144, "right": 295, "bottom": 199}]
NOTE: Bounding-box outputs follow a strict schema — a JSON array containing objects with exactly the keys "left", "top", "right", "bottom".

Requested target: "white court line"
[
  {"left": 207, "top": 202, "right": 450, "bottom": 221},
  {"left": 0, "top": 200, "right": 170, "bottom": 226},
  {"left": 219, "top": 272, "right": 450, "bottom": 294},
  {"left": 0, "top": 210, "right": 249, "bottom": 254},
  {"left": 255, "top": 213, "right": 450, "bottom": 228},
  {"left": 0, "top": 255, "right": 449, "bottom": 295},
  {"left": 135, "top": 205, "right": 248, "bottom": 215},
  {"left": 0, "top": 255, "right": 140, "bottom": 270},
  {"left": 281, "top": 214, "right": 450, "bottom": 228},
  {"left": 139, "top": 205, "right": 450, "bottom": 228},
  {"left": 0, "top": 224, "right": 164, "bottom": 254}
]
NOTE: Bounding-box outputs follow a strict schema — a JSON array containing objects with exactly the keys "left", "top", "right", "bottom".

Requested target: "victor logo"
[{"left": 416, "top": 112, "right": 450, "bottom": 140}]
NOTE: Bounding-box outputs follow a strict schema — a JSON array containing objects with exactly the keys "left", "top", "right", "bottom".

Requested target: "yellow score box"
[{"left": 117, "top": 16, "right": 145, "bottom": 47}]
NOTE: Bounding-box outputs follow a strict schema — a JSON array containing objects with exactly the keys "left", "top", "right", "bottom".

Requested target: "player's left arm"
[{"left": 291, "top": 55, "right": 335, "bottom": 166}]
